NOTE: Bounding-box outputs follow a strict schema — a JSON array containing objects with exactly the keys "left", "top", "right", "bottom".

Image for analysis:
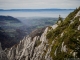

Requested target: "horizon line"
[{"left": 0, "top": 8, "right": 75, "bottom": 10}]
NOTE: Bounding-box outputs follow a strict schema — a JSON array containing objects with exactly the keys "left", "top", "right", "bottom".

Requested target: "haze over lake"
[{"left": 0, "top": 9, "right": 74, "bottom": 18}]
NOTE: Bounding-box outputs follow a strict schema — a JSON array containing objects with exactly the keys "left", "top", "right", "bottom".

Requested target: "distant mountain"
[
  {"left": 0, "top": 16, "right": 27, "bottom": 49},
  {"left": 0, "top": 9, "right": 74, "bottom": 12},
  {"left": 0, "top": 16, "right": 21, "bottom": 22}
]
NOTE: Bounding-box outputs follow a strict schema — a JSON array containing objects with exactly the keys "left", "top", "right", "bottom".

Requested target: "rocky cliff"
[
  {"left": 0, "top": 43, "right": 8, "bottom": 60},
  {"left": 4, "top": 7, "right": 80, "bottom": 60}
]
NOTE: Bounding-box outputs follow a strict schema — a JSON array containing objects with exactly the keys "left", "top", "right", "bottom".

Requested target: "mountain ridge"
[
  {"left": 0, "top": 16, "right": 28, "bottom": 49},
  {"left": 0, "top": 9, "right": 74, "bottom": 12},
  {"left": 0, "top": 15, "right": 21, "bottom": 22}
]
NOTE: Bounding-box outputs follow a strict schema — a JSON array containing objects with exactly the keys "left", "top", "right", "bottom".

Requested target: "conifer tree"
[{"left": 57, "top": 15, "right": 63, "bottom": 24}]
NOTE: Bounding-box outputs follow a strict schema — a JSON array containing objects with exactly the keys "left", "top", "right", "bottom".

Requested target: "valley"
[
  {"left": 0, "top": 7, "right": 79, "bottom": 60},
  {"left": 0, "top": 16, "right": 58, "bottom": 49}
]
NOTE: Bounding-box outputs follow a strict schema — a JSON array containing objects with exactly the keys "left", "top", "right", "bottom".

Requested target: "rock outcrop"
[
  {"left": 0, "top": 43, "right": 8, "bottom": 60},
  {"left": 5, "top": 27, "right": 53, "bottom": 60},
  {"left": 5, "top": 23, "right": 58, "bottom": 60},
  {"left": 78, "top": 25, "right": 80, "bottom": 30}
]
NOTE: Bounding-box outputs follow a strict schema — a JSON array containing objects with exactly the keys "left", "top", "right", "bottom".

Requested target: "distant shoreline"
[{"left": 0, "top": 9, "right": 74, "bottom": 12}]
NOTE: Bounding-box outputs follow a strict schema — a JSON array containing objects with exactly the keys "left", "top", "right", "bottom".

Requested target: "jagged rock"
[
  {"left": 78, "top": 25, "right": 80, "bottom": 30},
  {"left": 61, "top": 32, "right": 64, "bottom": 37},
  {"left": 5, "top": 27, "right": 53, "bottom": 60},
  {"left": 0, "top": 43, "right": 8, "bottom": 60},
  {"left": 29, "top": 27, "right": 45, "bottom": 38},
  {"left": 73, "top": 52, "right": 78, "bottom": 58},
  {"left": 75, "top": 11, "right": 80, "bottom": 17},
  {"left": 79, "top": 18, "right": 80, "bottom": 21},
  {"left": 54, "top": 47, "right": 58, "bottom": 56},
  {"left": 57, "top": 20, "right": 61, "bottom": 24},
  {"left": 70, "top": 20, "right": 74, "bottom": 24},
  {"left": 45, "top": 40, "right": 55, "bottom": 60},
  {"left": 61, "top": 42, "right": 67, "bottom": 52},
  {"left": 51, "top": 24, "right": 58, "bottom": 29}
]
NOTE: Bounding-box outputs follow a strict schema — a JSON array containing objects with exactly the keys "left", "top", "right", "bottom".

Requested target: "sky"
[{"left": 0, "top": 0, "right": 80, "bottom": 9}]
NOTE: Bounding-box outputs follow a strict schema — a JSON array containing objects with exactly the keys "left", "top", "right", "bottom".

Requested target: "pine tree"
[{"left": 57, "top": 15, "right": 63, "bottom": 24}]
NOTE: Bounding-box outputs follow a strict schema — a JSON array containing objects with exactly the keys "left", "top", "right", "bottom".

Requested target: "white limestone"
[
  {"left": 61, "top": 42, "right": 67, "bottom": 52},
  {"left": 54, "top": 47, "right": 58, "bottom": 56},
  {"left": 51, "top": 24, "right": 58, "bottom": 29},
  {"left": 73, "top": 52, "right": 77, "bottom": 57},
  {"left": 5, "top": 27, "right": 53, "bottom": 60},
  {"left": 75, "top": 11, "right": 80, "bottom": 18},
  {"left": 70, "top": 20, "right": 74, "bottom": 24},
  {"left": 78, "top": 25, "right": 80, "bottom": 30},
  {"left": 79, "top": 18, "right": 80, "bottom": 21},
  {"left": 61, "top": 32, "right": 64, "bottom": 37}
]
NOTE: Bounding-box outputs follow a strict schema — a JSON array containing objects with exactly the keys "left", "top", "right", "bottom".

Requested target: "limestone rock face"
[
  {"left": 5, "top": 28, "right": 52, "bottom": 60},
  {"left": 0, "top": 43, "right": 8, "bottom": 60},
  {"left": 61, "top": 42, "right": 67, "bottom": 52},
  {"left": 78, "top": 25, "right": 80, "bottom": 30},
  {"left": 75, "top": 11, "right": 80, "bottom": 17},
  {"left": 52, "top": 24, "right": 58, "bottom": 29}
]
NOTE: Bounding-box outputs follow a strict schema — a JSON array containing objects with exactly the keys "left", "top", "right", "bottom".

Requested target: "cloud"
[{"left": 0, "top": 0, "right": 80, "bottom": 9}]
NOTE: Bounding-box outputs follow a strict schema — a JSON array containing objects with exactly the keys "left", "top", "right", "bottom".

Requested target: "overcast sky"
[{"left": 0, "top": 0, "right": 80, "bottom": 9}]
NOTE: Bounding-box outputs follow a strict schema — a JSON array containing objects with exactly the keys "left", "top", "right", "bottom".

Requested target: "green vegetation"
[
  {"left": 35, "top": 40, "right": 41, "bottom": 47},
  {"left": 46, "top": 7, "right": 80, "bottom": 60}
]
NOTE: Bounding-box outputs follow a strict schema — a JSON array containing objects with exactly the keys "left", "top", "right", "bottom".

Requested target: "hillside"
[
  {"left": 0, "top": 16, "right": 27, "bottom": 49},
  {"left": 46, "top": 7, "right": 80, "bottom": 59},
  {"left": 0, "top": 7, "right": 80, "bottom": 60},
  {"left": 17, "top": 17, "right": 58, "bottom": 28},
  {"left": 0, "top": 16, "right": 21, "bottom": 22},
  {"left": 0, "top": 16, "right": 58, "bottom": 49}
]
